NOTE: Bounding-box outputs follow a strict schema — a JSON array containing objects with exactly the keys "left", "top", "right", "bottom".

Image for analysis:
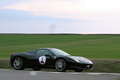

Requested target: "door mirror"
[{"left": 45, "top": 54, "right": 52, "bottom": 58}]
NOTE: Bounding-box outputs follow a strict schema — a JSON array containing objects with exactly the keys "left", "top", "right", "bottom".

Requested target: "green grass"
[{"left": 0, "top": 34, "right": 120, "bottom": 59}]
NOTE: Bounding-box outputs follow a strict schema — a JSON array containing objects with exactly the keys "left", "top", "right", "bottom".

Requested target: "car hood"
[{"left": 68, "top": 56, "right": 93, "bottom": 64}]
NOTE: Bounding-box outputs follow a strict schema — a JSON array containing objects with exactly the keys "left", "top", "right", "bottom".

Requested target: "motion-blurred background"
[{"left": 0, "top": 0, "right": 120, "bottom": 73}]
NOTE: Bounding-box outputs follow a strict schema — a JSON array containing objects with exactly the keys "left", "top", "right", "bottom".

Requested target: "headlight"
[{"left": 74, "top": 59, "right": 80, "bottom": 62}]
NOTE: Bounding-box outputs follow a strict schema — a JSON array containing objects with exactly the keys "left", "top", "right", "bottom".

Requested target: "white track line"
[
  {"left": 30, "top": 71, "right": 37, "bottom": 75},
  {"left": 70, "top": 72, "right": 120, "bottom": 76},
  {"left": 29, "top": 71, "right": 120, "bottom": 76}
]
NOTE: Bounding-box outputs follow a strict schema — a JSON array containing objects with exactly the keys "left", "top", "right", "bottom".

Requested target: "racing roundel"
[{"left": 38, "top": 56, "right": 46, "bottom": 65}]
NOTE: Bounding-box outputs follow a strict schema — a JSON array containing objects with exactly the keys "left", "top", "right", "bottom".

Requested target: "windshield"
[{"left": 51, "top": 49, "right": 70, "bottom": 56}]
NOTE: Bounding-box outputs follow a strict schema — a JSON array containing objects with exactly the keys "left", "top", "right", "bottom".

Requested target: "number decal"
[{"left": 38, "top": 56, "right": 46, "bottom": 65}]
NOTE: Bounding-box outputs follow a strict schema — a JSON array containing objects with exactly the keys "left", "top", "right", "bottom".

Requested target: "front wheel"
[
  {"left": 55, "top": 59, "right": 67, "bottom": 72},
  {"left": 13, "top": 57, "right": 24, "bottom": 70},
  {"left": 74, "top": 69, "right": 83, "bottom": 72}
]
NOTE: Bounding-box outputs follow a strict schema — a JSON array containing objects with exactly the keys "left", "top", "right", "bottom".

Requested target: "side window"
[
  {"left": 37, "top": 49, "right": 53, "bottom": 56},
  {"left": 37, "top": 50, "right": 44, "bottom": 56}
]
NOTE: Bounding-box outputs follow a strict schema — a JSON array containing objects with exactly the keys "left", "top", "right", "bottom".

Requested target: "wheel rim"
[
  {"left": 13, "top": 57, "right": 23, "bottom": 69},
  {"left": 55, "top": 59, "right": 66, "bottom": 72}
]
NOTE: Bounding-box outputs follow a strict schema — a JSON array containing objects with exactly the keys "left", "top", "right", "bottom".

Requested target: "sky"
[{"left": 0, "top": 0, "right": 120, "bottom": 34}]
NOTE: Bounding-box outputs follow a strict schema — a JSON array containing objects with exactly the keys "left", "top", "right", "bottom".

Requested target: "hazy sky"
[{"left": 0, "top": 0, "right": 120, "bottom": 34}]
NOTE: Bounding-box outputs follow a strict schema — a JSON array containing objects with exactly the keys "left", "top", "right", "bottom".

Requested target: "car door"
[{"left": 35, "top": 49, "right": 55, "bottom": 68}]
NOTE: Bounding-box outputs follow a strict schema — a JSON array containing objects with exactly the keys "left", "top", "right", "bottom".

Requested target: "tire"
[
  {"left": 32, "top": 67, "right": 41, "bottom": 71},
  {"left": 74, "top": 69, "right": 83, "bottom": 72},
  {"left": 13, "top": 57, "right": 24, "bottom": 70},
  {"left": 55, "top": 59, "right": 67, "bottom": 72}
]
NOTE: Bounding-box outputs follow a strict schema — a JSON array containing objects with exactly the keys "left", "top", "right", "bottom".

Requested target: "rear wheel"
[
  {"left": 55, "top": 59, "right": 67, "bottom": 72},
  {"left": 13, "top": 57, "right": 24, "bottom": 70},
  {"left": 74, "top": 69, "right": 83, "bottom": 72}
]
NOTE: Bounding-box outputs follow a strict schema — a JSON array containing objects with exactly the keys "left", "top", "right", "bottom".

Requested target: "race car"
[{"left": 10, "top": 48, "right": 93, "bottom": 72}]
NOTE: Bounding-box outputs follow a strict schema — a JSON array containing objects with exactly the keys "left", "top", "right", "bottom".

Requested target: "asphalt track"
[{"left": 0, "top": 69, "right": 120, "bottom": 80}]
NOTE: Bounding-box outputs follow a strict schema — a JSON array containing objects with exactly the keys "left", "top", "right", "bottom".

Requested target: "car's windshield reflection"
[{"left": 51, "top": 49, "right": 70, "bottom": 56}]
